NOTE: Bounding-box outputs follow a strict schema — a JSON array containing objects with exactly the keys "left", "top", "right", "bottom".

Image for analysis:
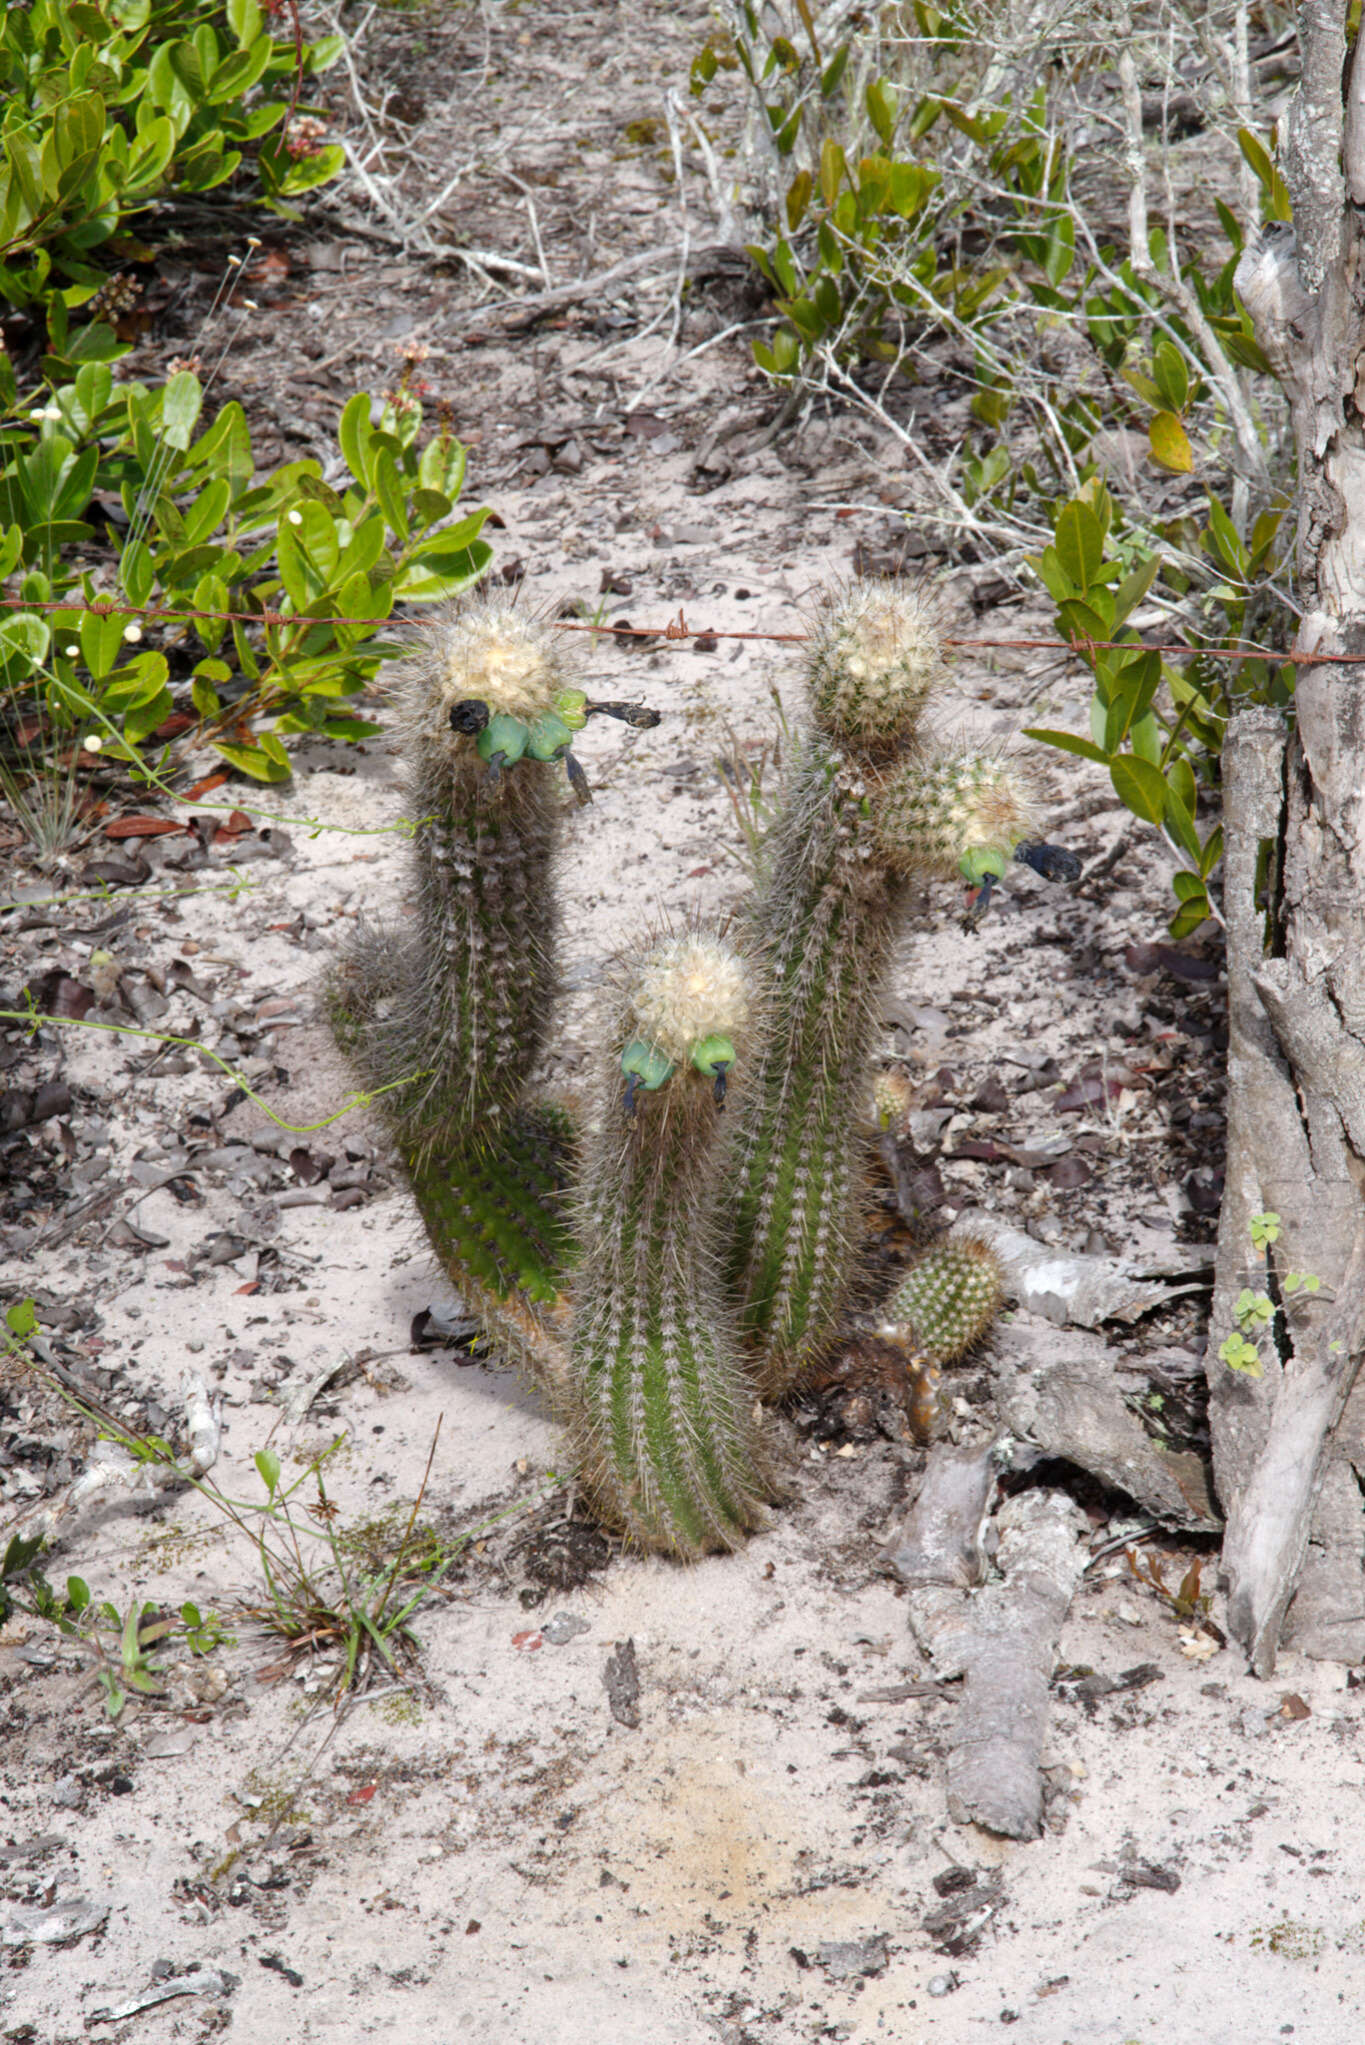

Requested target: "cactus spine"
[
  {"left": 569, "top": 934, "right": 775, "bottom": 1557},
  {"left": 880, "top": 1237, "right": 1005, "bottom": 1363},
  {"left": 728, "top": 582, "right": 1039, "bottom": 1392}
]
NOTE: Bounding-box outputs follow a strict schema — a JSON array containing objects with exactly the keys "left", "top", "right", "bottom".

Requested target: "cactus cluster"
[
  {"left": 727, "top": 582, "right": 1040, "bottom": 1392},
  {"left": 330, "top": 576, "right": 1066, "bottom": 1558}
]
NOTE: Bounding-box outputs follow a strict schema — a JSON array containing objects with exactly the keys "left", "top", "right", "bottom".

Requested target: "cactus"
[
  {"left": 328, "top": 593, "right": 664, "bottom": 1388},
  {"left": 874, "top": 749, "right": 1042, "bottom": 885},
  {"left": 879, "top": 1236, "right": 1005, "bottom": 1363},
  {"left": 331, "top": 593, "right": 582, "bottom": 1162},
  {"left": 568, "top": 933, "right": 776, "bottom": 1558},
  {"left": 727, "top": 583, "right": 1041, "bottom": 1392},
  {"left": 409, "top": 1105, "right": 577, "bottom": 1390},
  {"left": 806, "top": 578, "right": 949, "bottom": 748}
]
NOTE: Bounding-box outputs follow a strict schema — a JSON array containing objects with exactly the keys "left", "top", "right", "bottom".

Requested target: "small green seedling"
[
  {"left": 1249, "top": 1211, "right": 1281, "bottom": 1252},
  {"left": 1220, "top": 1332, "right": 1263, "bottom": 1377}
]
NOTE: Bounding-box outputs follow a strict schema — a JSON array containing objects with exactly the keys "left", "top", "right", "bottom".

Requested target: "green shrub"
[
  {"left": 1024, "top": 479, "right": 1293, "bottom": 935},
  {"left": 0, "top": 0, "right": 345, "bottom": 307},
  {"left": 0, "top": 348, "right": 492, "bottom": 780}
]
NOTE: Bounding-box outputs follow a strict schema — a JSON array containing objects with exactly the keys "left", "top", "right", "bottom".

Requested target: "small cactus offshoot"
[
  {"left": 568, "top": 933, "right": 776, "bottom": 1558},
  {"left": 880, "top": 1237, "right": 1005, "bottom": 1363}
]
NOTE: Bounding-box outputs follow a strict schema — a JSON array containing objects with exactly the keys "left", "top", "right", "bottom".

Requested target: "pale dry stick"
[
  {"left": 502, "top": 170, "right": 554, "bottom": 289},
  {"left": 327, "top": 0, "right": 386, "bottom": 161},
  {"left": 808, "top": 349, "right": 1052, "bottom": 557},
  {"left": 621, "top": 231, "right": 691, "bottom": 411},
  {"left": 577, "top": 287, "right": 679, "bottom": 378},
  {"left": 408, "top": 155, "right": 484, "bottom": 234},
  {"left": 452, "top": 241, "right": 685, "bottom": 330},
  {"left": 619, "top": 93, "right": 696, "bottom": 410},
  {"left": 448, "top": 249, "right": 510, "bottom": 298},
  {"left": 679, "top": 101, "right": 742, "bottom": 243},
  {"left": 337, "top": 136, "right": 414, "bottom": 243},
  {"left": 1116, "top": 48, "right": 1270, "bottom": 498}
]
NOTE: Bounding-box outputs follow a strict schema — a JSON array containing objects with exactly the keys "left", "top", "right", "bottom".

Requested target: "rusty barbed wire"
[{"left": 0, "top": 589, "right": 1331, "bottom": 665}]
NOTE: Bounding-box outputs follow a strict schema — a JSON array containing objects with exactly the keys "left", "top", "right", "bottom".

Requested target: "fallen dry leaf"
[{"left": 105, "top": 815, "right": 187, "bottom": 839}]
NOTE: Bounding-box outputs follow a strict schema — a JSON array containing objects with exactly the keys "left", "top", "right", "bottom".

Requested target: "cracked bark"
[{"left": 1215, "top": 12, "right": 1365, "bottom": 1671}]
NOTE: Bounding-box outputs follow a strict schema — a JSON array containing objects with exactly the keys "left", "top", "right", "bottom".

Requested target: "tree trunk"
[{"left": 1213, "top": 9, "right": 1365, "bottom": 1671}]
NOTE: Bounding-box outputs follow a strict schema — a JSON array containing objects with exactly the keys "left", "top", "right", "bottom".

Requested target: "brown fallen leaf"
[{"left": 105, "top": 816, "right": 186, "bottom": 839}]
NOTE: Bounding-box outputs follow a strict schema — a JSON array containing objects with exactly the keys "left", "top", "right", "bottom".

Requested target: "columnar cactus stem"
[
  {"left": 727, "top": 583, "right": 1041, "bottom": 1392},
  {"left": 332, "top": 596, "right": 581, "bottom": 1162},
  {"left": 727, "top": 744, "right": 904, "bottom": 1386},
  {"left": 568, "top": 934, "right": 776, "bottom": 1557},
  {"left": 410, "top": 1105, "right": 577, "bottom": 1390}
]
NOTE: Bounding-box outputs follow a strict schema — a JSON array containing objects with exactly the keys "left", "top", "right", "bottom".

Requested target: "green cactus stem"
[
  {"left": 727, "top": 744, "right": 903, "bottom": 1388},
  {"left": 725, "top": 583, "right": 1041, "bottom": 1393},
  {"left": 330, "top": 594, "right": 581, "bottom": 1162},
  {"left": 409, "top": 1104, "right": 578, "bottom": 1392},
  {"left": 879, "top": 1236, "right": 1005, "bottom": 1363},
  {"left": 327, "top": 596, "right": 659, "bottom": 1387},
  {"left": 568, "top": 934, "right": 776, "bottom": 1558}
]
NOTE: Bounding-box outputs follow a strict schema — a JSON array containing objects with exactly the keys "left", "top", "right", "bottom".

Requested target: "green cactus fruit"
[
  {"left": 879, "top": 1237, "right": 1005, "bottom": 1363},
  {"left": 329, "top": 593, "right": 576, "bottom": 1163},
  {"left": 806, "top": 579, "right": 949, "bottom": 749},
  {"left": 569, "top": 933, "right": 776, "bottom": 1558},
  {"left": 727, "top": 742, "right": 903, "bottom": 1390},
  {"left": 874, "top": 750, "right": 1042, "bottom": 881}
]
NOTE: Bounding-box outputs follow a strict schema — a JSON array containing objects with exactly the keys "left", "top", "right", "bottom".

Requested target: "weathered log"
[
  {"left": 995, "top": 1325, "right": 1219, "bottom": 1531},
  {"left": 883, "top": 1445, "right": 996, "bottom": 1588},
  {"left": 949, "top": 1211, "right": 1211, "bottom": 1330},
  {"left": 907, "top": 1491, "right": 1088, "bottom": 1840}
]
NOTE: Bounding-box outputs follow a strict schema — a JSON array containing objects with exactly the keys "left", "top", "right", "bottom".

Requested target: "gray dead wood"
[
  {"left": 1204, "top": 711, "right": 1293, "bottom": 1513},
  {"left": 1220, "top": 78, "right": 1365, "bottom": 1666},
  {"left": 994, "top": 1325, "right": 1219, "bottom": 1531},
  {"left": 454, "top": 242, "right": 685, "bottom": 330},
  {"left": 949, "top": 1211, "right": 1211, "bottom": 1329},
  {"left": 883, "top": 1445, "right": 996, "bottom": 1588},
  {"left": 907, "top": 1491, "right": 1089, "bottom": 1840}
]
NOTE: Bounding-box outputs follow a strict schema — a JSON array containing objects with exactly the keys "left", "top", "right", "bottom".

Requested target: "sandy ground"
[{"left": 3, "top": 4, "right": 1364, "bottom": 2042}]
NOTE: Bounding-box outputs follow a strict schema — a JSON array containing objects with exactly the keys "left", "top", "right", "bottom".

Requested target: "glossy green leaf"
[
  {"left": 865, "top": 78, "right": 897, "bottom": 146},
  {"left": 1053, "top": 499, "right": 1105, "bottom": 592},
  {"left": 1110, "top": 753, "right": 1168, "bottom": 825},
  {"left": 1022, "top": 726, "right": 1110, "bottom": 767}
]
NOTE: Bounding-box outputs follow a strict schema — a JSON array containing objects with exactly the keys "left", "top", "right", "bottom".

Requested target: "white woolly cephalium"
[
  {"left": 398, "top": 595, "right": 571, "bottom": 750},
  {"left": 627, "top": 932, "right": 753, "bottom": 1068}
]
